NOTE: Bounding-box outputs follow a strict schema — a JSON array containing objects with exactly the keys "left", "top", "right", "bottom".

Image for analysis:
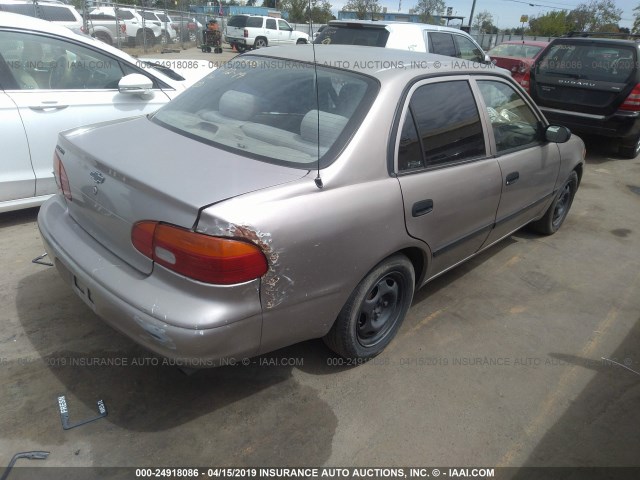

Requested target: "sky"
[{"left": 330, "top": 0, "right": 638, "bottom": 30}]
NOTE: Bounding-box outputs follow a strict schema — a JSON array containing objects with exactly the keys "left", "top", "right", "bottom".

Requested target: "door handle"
[
  {"left": 29, "top": 104, "right": 68, "bottom": 111},
  {"left": 412, "top": 199, "right": 433, "bottom": 217},
  {"left": 505, "top": 171, "right": 520, "bottom": 185}
]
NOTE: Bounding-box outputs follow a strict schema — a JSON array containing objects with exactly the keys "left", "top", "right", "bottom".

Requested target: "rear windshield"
[
  {"left": 536, "top": 42, "right": 637, "bottom": 83},
  {"left": 151, "top": 57, "right": 378, "bottom": 168},
  {"left": 489, "top": 43, "right": 544, "bottom": 59},
  {"left": 227, "top": 15, "right": 248, "bottom": 28},
  {"left": 314, "top": 25, "right": 389, "bottom": 47}
]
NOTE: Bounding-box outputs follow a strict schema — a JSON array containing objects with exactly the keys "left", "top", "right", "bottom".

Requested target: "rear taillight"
[
  {"left": 244, "top": 28, "right": 248, "bottom": 38},
  {"left": 131, "top": 221, "right": 268, "bottom": 285},
  {"left": 120, "top": 24, "right": 126, "bottom": 34},
  {"left": 620, "top": 83, "right": 640, "bottom": 111},
  {"left": 53, "top": 151, "right": 72, "bottom": 201},
  {"left": 520, "top": 70, "right": 530, "bottom": 92}
]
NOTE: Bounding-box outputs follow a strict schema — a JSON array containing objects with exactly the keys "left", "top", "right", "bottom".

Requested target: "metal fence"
[{"left": 81, "top": 2, "right": 205, "bottom": 52}]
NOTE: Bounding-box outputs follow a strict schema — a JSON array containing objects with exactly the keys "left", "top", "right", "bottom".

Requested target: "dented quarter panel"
[{"left": 197, "top": 92, "right": 428, "bottom": 355}]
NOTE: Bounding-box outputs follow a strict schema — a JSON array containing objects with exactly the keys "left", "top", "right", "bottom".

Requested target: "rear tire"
[
  {"left": 254, "top": 37, "right": 267, "bottom": 48},
  {"left": 136, "top": 29, "right": 155, "bottom": 47},
  {"left": 323, "top": 255, "right": 415, "bottom": 360},
  {"left": 619, "top": 135, "right": 640, "bottom": 159},
  {"left": 94, "top": 31, "right": 112, "bottom": 46},
  {"left": 529, "top": 171, "right": 578, "bottom": 235}
]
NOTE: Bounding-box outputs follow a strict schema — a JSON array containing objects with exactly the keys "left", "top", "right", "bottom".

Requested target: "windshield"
[
  {"left": 151, "top": 57, "right": 378, "bottom": 168},
  {"left": 489, "top": 43, "right": 543, "bottom": 59},
  {"left": 537, "top": 42, "right": 636, "bottom": 82}
]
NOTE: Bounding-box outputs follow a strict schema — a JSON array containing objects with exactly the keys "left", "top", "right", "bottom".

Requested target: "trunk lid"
[
  {"left": 532, "top": 40, "right": 637, "bottom": 115},
  {"left": 57, "top": 116, "right": 308, "bottom": 275},
  {"left": 492, "top": 56, "right": 532, "bottom": 76}
]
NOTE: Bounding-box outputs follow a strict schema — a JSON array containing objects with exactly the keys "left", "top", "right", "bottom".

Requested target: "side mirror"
[
  {"left": 484, "top": 54, "right": 491, "bottom": 64},
  {"left": 118, "top": 73, "right": 153, "bottom": 96},
  {"left": 545, "top": 125, "right": 571, "bottom": 143}
]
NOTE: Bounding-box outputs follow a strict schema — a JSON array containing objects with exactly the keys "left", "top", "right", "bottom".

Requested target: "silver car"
[{"left": 38, "top": 46, "right": 585, "bottom": 365}]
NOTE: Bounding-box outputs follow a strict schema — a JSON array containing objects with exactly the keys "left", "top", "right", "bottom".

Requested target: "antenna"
[{"left": 309, "top": 0, "right": 323, "bottom": 189}]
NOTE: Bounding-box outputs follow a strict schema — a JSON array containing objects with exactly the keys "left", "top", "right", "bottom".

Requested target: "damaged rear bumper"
[{"left": 37, "top": 196, "right": 263, "bottom": 366}]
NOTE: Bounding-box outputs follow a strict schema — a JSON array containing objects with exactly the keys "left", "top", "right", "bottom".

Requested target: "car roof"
[
  {"left": 242, "top": 44, "right": 509, "bottom": 78},
  {"left": 327, "top": 19, "right": 468, "bottom": 34},
  {"left": 551, "top": 36, "right": 640, "bottom": 47}
]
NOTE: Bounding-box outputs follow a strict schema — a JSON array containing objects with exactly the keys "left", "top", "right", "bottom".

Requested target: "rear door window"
[
  {"left": 399, "top": 80, "right": 486, "bottom": 169},
  {"left": 266, "top": 18, "right": 276, "bottom": 30}
]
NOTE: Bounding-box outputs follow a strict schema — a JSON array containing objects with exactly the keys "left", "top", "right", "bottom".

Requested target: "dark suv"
[{"left": 527, "top": 34, "right": 640, "bottom": 158}]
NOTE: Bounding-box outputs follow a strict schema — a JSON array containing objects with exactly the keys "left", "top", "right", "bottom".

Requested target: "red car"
[{"left": 488, "top": 40, "right": 549, "bottom": 87}]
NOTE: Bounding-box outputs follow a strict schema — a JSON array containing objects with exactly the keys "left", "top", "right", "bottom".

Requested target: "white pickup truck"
[
  {"left": 88, "top": 6, "right": 161, "bottom": 47},
  {"left": 225, "top": 15, "right": 308, "bottom": 52}
]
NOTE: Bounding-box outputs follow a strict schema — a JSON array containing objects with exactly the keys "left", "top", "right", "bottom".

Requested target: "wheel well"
[
  {"left": 398, "top": 247, "right": 427, "bottom": 286},
  {"left": 573, "top": 163, "right": 584, "bottom": 187}
]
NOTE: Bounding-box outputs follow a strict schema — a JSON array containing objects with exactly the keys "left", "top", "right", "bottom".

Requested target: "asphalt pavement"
[{"left": 0, "top": 118, "right": 639, "bottom": 473}]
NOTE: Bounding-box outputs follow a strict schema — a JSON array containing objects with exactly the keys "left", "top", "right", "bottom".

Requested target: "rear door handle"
[
  {"left": 505, "top": 171, "right": 520, "bottom": 185},
  {"left": 30, "top": 104, "right": 68, "bottom": 111},
  {"left": 412, "top": 199, "right": 433, "bottom": 217}
]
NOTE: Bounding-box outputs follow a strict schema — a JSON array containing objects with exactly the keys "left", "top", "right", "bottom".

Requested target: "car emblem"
[{"left": 90, "top": 171, "right": 105, "bottom": 184}]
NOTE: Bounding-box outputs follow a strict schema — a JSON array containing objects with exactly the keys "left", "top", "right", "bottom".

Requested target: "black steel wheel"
[
  {"left": 324, "top": 255, "right": 415, "bottom": 360},
  {"left": 529, "top": 171, "right": 578, "bottom": 235}
]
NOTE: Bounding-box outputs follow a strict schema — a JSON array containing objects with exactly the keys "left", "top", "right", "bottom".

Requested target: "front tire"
[
  {"left": 296, "top": 39, "right": 307, "bottom": 44},
  {"left": 529, "top": 171, "right": 578, "bottom": 235},
  {"left": 324, "top": 255, "right": 415, "bottom": 360}
]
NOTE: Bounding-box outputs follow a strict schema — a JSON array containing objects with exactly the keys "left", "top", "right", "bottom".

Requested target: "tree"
[
  {"left": 280, "top": 0, "right": 307, "bottom": 22},
  {"left": 343, "top": 0, "right": 381, "bottom": 20},
  {"left": 634, "top": 5, "right": 640, "bottom": 33},
  {"left": 473, "top": 10, "right": 495, "bottom": 33},
  {"left": 309, "top": 0, "right": 333, "bottom": 23},
  {"left": 566, "top": 0, "right": 622, "bottom": 32},
  {"left": 411, "top": 0, "right": 445, "bottom": 24},
  {"left": 528, "top": 10, "right": 569, "bottom": 36},
  {"left": 280, "top": 0, "right": 332, "bottom": 23}
]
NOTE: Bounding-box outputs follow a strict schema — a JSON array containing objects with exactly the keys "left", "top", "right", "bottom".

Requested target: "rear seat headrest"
[
  {"left": 300, "top": 110, "right": 349, "bottom": 147},
  {"left": 219, "top": 90, "right": 261, "bottom": 121}
]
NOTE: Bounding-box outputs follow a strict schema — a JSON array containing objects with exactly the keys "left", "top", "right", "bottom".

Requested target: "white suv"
[
  {"left": 225, "top": 15, "right": 309, "bottom": 52},
  {"left": 315, "top": 20, "right": 490, "bottom": 64},
  {"left": 140, "top": 10, "right": 177, "bottom": 45}
]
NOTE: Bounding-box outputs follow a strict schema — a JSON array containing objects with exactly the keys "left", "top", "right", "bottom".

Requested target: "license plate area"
[{"left": 73, "top": 274, "right": 95, "bottom": 311}]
